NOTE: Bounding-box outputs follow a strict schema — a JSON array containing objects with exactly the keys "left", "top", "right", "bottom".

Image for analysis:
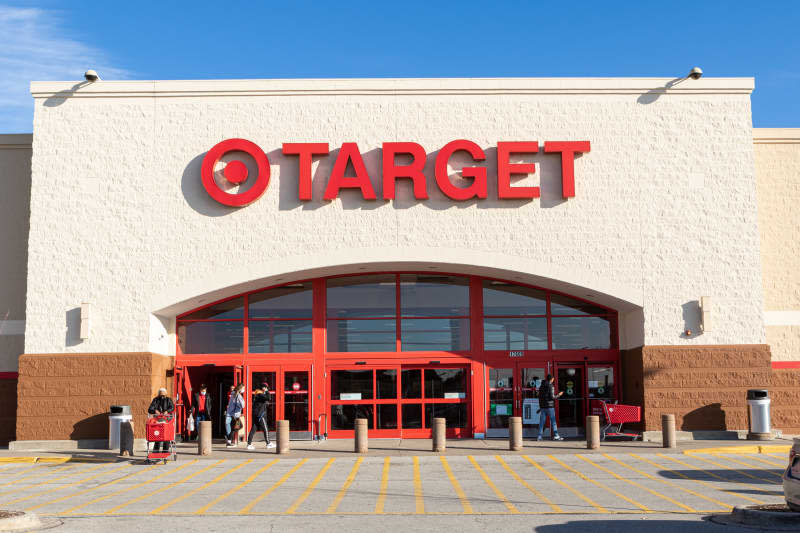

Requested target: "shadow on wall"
[
  {"left": 682, "top": 403, "right": 727, "bottom": 431},
  {"left": 181, "top": 144, "right": 576, "bottom": 217},
  {"left": 680, "top": 300, "right": 702, "bottom": 339},
  {"left": 636, "top": 77, "right": 687, "bottom": 105},
  {"left": 70, "top": 413, "right": 108, "bottom": 440},
  {"left": 65, "top": 307, "right": 82, "bottom": 347},
  {"left": 42, "top": 81, "right": 90, "bottom": 108}
]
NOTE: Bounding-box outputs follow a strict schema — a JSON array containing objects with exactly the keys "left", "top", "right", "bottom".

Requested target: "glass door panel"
[
  {"left": 520, "top": 367, "right": 545, "bottom": 437},
  {"left": 251, "top": 371, "right": 277, "bottom": 431},
  {"left": 284, "top": 371, "right": 309, "bottom": 433},
  {"left": 557, "top": 366, "right": 584, "bottom": 436},
  {"left": 488, "top": 367, "right": 514, "bottom": 437}
]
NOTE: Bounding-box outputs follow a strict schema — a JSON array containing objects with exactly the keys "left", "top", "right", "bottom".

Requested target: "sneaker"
[
  {"left": 225, "top": 439, "right": 232, "bottom": 446},
  {"left": 553, "top": 435, "right": 564, "bottom": 441},
  {"left": 536, "top": 436, "right": 543, "bottom": 441},
  {"left": 226, "top": 442, "right": 236, "bottom": 448},
  {"left": 266, "top": 442, "right": 276, "bottom": 449},
  {"left": 246, "top": 444, "right": 255, "bottom": 450}
]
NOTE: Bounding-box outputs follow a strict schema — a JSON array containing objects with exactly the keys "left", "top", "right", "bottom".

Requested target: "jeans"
[
  {"left": 247, "top": 415, "right": 270, "bottom": 445},
  {"left": 538, "top": 407, "right": 559, "bottom": 438},
  {"left": 225, "top": 415, "right": 238, "bottom": 440}
]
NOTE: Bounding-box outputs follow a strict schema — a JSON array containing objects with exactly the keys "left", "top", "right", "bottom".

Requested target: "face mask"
[{"left": 200, "top": 391, "right": 206, "bottom": 396}]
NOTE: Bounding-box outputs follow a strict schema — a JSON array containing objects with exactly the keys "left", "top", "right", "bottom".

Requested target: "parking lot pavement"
[{"left": 0, "top": 451, "right": 786, "bottom": 519}]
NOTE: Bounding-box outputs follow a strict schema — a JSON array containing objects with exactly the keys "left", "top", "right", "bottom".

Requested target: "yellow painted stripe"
[
  {"left": 286, "top": 458, "right": 335, "bottom": 514},
  {"left": 374, "top": 457, "right": 390, "bottom": 514},
  {"left": 522, "top": 455, "right": 605, "bottom": 513},
  {"left": 685, "top": 446, "right": 760, "bottom": 455},
  {"left": 239, "top": 459, "right": 308, "bottom": 514},
  {"left": 23, "top": 464, "right": 140, "bottom": 511},
  {"left": 0, "top": 457, "right": 37, "bottom": 464},
  {"left": 413, "top": 456, "right": 424, "bottom": 514},
  {"left": 105, "top": 460, "right": 220, "bottom": 514},
  {"left": 152, "top": 459, "right": 252, "bottom": 514},
  {"left": 327, "top": 457, "right": 363, "bottom": 513},
  {"left": 690, "top": 454, "right": 780, "bottom": 485},
  {"left": 495, "top": 456, "right": 562, "bottom": 513},
  {"left": 0, "top": 463, "right": 77, "bottom": 489},
  {"left": 713, "top": 454, "right": 784, "bottom": 477},
  {"left": 606, "top": 453, "right": 732, "bottom": 510},
  {"left": 743, "top": 454, "right": 786, "bottom": 468},
  {"left": 548, "top": 455, "right": 650, "bottom": 512},
  {"left": 759, "top": 445, "right": 791, "bottom": 454},
  {"left": 61, "top": 460, "right": 197, "bottom": 515},
  {"left": 468, "top": 456, "right": 519, "bottom": 514},
  {"left": 576, "top": 454, "right": 695, "bottom": 512},
  {"left": 655, "top": 454, "right": 766, "bottom": 504},
  {"left": 195, "top": 459, "right": 278, "bottom": 514},
  {"left": 4, "top": 463, "right": 125, "bottom": 506},
  {"left": 0, "top": 464, "right": 88, "bottom": 496},
  {"left": 439, "top": 456, "right": 473, "bottom": 513}
]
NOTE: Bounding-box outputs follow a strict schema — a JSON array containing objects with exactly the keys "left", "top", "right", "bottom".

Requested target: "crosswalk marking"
[
  {"left": 522, "top": 455, "right": 606, "bottom": 513},
  {"left": 151, "top": 459, "right": 253, "bottom": 514},
  {"left": 413, "top": 456, "right": 424, "bottom": 514},
  {"left": 195, "top": 459, "right": 278, "bottom": 514},
  {"left": 547, "top": 455, "right": 650, "bottom": 512},
  {"left": 468, "top": 456, "right": 519, "bottom": 514},
  {"left": 654, "top": 454, "right": 767, "bottom": 504},
  {"left": 327, "top": 457, "right": 363, "bottom": 513},
  {"left": 739, "top": 454, "right": 786, "bottom": 468},
  {"left": 689, "top": 454, "right": 780, "bottom": 486},
  {"left": 374, "top": 457, "right": 390, "bottom": 514},
  {"left": 495, "top": 455, "right": 562, "bottom": 513},
  {"left": 25, "top": 464, "right": 143, "bottom": 511},
  {"left": 710, "top": 454, "right": 784, "bottom": 479},
  {"left": 286, "top": 458, "right": 335, "bottom": 514},
  {"left": 240, "top": 458, "right": 308, "bottom": 513},
  {"left": 440, "top": 456, "right": 474, "bottom": 513}
]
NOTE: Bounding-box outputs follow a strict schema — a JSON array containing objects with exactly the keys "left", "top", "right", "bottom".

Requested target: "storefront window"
[
  {"left": 249, "top": 283, "right": 312, "bottom": 318},
  {"left": 483, "top": 282, "right": 547, "bottom": 315},
  {"left": 376, "top": 369, "right": 397, "bottom": 399},
  {"left": 425, "top": 403, "right": 467, "bottom": 428},
  {"left": 424, "top": 368, "right": 466, "bottom": 399},
  {"left": 551, "top": 316, "right": 611, "bottom": 349},
  {"left": 587, "top": 366, "right": 614, "bottom": 399},
  {"left": 401, "top": 369, "right": 422, "bottom": 399},
  {"left": 550, "top": 294, "right": 607, "bottom": 316},
  {"left": 331, "top": 370, "right": 374, "bottom": 400},
  {"left": 181, "top": 296, "right": 245, "bottom": 320},
  {"left": 331, "top": 404, "right": 374, "bottom": 430},
  {"left": 483, "top": 317, "right": 547, "bottom": 351},
  {"left": 400, "top": 275, "right": 469, "bottom": 316},
  {"left": 327, "top": 275, "right": 396, "bottom": 318},
  {"left": 178, "top": 321, "right": 243, "bottom": 354},
  {"left": 401, "top": 318, "right": 469, "bottom": 351},
  {"left": 326, "top": 319, "right": 396, "bottom": 352},
  {"left": 249, "top": 320, "right": 312, "bottom": 353},
  {"left": 402, "top": 404, "right": 423, "bottom": 428}
]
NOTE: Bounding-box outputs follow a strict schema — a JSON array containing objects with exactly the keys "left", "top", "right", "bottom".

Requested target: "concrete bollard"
[
  {"left": 432, "top": 417, "right": 446, "bottom": 452},
  {"left": 277, "top": 420, "right": 290, "bottom": 454},
  {"left": 355, "top": 418, "right": 369, "bottom": 453},
  {"left": 509, "top": 416, "right": 523, "bottom": 451},
  {"left": 198, "top": 420, "right": 212, "bottom": 456},
  {"left": 119, "top": 420, "right": 134, "bottom": 456},
  {"left": 586, "top": 415, "right": 600, "bottom": 449},
  {"left": 662, "top": 413, "right": 676, "bottom": 448}
]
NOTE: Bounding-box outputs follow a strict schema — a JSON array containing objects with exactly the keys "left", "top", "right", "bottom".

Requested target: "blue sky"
[{"left": 1, "top": 1, "right": 798, "bottom": 132}]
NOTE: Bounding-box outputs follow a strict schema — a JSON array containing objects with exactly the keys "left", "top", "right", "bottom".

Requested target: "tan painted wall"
[
  {"left": 754, "top": 128, "right": 800, "bottom": 361},
  {"left": 0, "top": 134, "right": 31, "bottom": 373}
]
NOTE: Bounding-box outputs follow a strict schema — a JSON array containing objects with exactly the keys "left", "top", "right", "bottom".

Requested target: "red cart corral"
[{"left": 146, "top": 414, "right": 177, "bottom": 464}]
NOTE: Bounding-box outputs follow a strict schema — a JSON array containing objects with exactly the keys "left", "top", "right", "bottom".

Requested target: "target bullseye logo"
[{"left": 201, "top": 138, "right": 270, "bottom": 207}]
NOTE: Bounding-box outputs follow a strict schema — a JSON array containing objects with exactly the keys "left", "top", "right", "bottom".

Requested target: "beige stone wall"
[
  {"left": 754, "top": 128, "right": 800, "bottom": 361},
  {"left": 0, "top": 134, "right": 31, "bottom": 373}
]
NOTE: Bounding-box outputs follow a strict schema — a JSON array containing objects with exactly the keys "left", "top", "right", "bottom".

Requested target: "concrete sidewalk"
[{"left": 0, "top": 437, "right": 793, "bottom": 463}]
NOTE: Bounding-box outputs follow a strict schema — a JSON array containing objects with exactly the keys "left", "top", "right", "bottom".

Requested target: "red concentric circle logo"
[{"left": 201, "top": 138, "right": 270, "bottom": 207}]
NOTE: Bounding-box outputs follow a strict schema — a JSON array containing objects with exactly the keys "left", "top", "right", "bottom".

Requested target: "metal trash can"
[
  {"left": 109, "top": 405, "right": 132, "bottom": 450},
  {"left": 746, "top": 389, "right": 771, "bottom": 440}
]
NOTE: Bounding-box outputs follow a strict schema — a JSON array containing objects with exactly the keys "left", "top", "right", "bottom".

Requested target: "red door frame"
[{"left": 247, "top": 363, "right": 313, "bottom": 434}]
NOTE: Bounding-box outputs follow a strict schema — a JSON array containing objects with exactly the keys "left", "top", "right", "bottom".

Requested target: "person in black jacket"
[
  {"left": 190, "top": 384, "right": 212, "bottom": 441},
  {"left": 537, "top": 375, "right": 564, "bottom": 441},
  {"left": 147, "top": 387, "right": 175, "bottom": 452},
  {"left": 247, "top": 383, "right": 275, "bottom": 450}
]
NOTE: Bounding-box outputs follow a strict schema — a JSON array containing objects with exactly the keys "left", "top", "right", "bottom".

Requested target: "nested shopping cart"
[
  {"left": 146, "top": 414, "right": 177, "bottom": 464},
  {"left": 592, "top": 400, "right": 641, "bottom": 440}
]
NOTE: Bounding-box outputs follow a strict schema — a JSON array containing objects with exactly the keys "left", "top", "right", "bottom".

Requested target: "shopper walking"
[
  {"left": 190, "top": 384, "right": 212, "bottom": 440},
  {"left": 247, "top": 383, "right": 276, "bottom": 450},
  {"left": 147, "top": 387, "right": 175, "bottom": 452},
  {"left": 537, "top": 374, "right": 564, "bottom": 441},
  {"left": 225, "top": 383, "right": 245, "bottom": 447}
]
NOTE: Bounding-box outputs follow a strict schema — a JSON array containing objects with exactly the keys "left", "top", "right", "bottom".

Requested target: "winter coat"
[
  {"left": 538, "top": 381, "right": 556, "bottom": 409},
  {"left": 147, "top": 395, "right": 175, "bottom": 415}
]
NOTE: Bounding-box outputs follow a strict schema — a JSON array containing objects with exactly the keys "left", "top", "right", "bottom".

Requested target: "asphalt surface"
[{"left": 0, "top": 449, "right": 790, "bottom": 531}]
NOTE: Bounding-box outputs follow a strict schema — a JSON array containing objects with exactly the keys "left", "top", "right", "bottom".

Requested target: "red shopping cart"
[
  {"left": 146, "top": 414, "right": 177, "bottom": 464},
  {"left": 592, "top": 400, "right": 641, "bottom": 441}
]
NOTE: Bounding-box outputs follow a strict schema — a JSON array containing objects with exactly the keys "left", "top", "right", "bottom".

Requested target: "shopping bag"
[{"left": 187, "top": 414, "right": 195, "bottom": 432}]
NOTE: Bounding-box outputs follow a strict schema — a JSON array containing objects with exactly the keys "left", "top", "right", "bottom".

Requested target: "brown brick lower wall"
[
  {"left": 622, "top": 344, "right": 800, "bottom": 433},
  {"left": 0, "top": 376, "right": 17, "bottom": 445},
  {"left": 16, "top": 353, "right": 174, "bottom": 441}
]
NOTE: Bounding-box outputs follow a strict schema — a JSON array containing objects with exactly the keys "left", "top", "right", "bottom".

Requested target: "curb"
[
  {"left": 684, "top": 444, "right": 790, "bottom": 455},
  {"left": 0, "top": 456, "right": 119, "bottom": 464}
]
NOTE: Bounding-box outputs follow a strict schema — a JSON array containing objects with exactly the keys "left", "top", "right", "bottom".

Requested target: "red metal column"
[
  {"left": 469, "top": 276, "right": 486, "bottom": 437},
  {"left": 312, "top": 279, "right": 327, "bottom": 438}
]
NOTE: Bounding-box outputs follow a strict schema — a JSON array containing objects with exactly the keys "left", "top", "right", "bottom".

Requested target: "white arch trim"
[{"left": 151, "top": 246, "right": 642, "bottom": 318}]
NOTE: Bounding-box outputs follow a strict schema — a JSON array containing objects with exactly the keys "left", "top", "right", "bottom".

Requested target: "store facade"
[{"left": 1, "top": 77, "right": 798, "bottom": 444}]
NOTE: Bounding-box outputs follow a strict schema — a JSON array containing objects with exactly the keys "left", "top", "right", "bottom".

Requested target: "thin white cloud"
[{"left": 0, "top": 5, "right": 129, "bottom": 133}]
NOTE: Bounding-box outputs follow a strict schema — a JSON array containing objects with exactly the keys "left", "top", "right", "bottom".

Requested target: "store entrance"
[
  {"left": 248, "top": 365, "right": 311, "bottom": 440},
  {"left": 486, "top": 362, "right": 617, "bottom": 438}
]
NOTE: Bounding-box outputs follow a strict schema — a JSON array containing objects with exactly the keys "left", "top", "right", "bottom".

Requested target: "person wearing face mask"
[
  {"left": 190, "top": 384, "right": 212, "bottom": 440},
  {"left": 225, "top": 383, "right": 246, "bottom": 447}
]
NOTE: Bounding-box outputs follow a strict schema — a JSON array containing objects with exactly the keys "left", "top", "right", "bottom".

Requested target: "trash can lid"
[
  {"left": 110, "top": 405, "right": 131, "bottom": 415},
  {"left": 746, "top": 389, "right": 769, "bottom": 400}
]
